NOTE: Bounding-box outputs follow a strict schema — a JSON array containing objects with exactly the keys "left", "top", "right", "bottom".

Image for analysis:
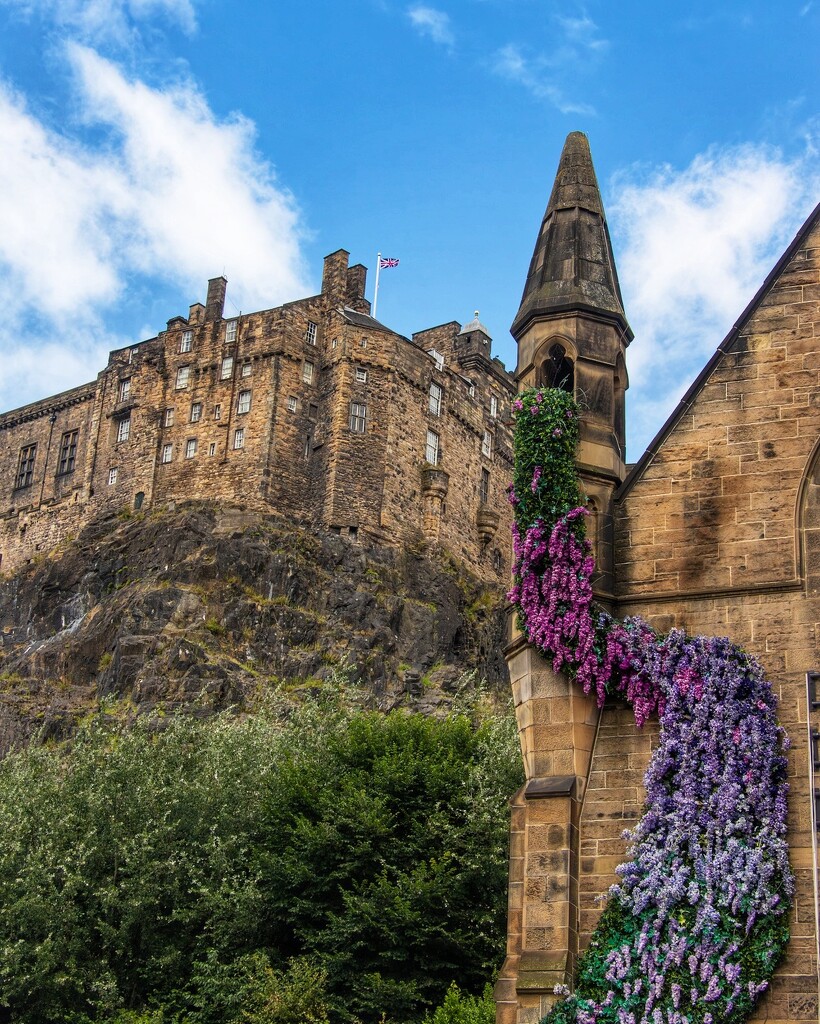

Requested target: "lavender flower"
[{"left": 508, "top": 387, "right": 793, "bottom": 1024}]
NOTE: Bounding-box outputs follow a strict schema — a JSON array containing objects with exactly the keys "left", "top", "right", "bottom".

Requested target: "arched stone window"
[
  {"left": 614, "top": 354, "right": 627, "bottom": 461},
  {"left": 800, "top": 441, "right": 820, "bottom": 596},
  {"left": 585, "top": 496, "right": 600, "bottom": 567},
  {"left": 537, "top": 343, "right": 574, "bottom": 393}
]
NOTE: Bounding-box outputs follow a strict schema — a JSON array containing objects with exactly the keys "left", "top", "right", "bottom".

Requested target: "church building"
[{"left": 497, "top": 131, "right": 820, "bottom": 1023}]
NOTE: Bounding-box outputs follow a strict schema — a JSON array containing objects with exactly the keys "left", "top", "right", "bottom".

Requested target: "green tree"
[{"left": 0, "top": 690, "right": 522, "bottom": 1024}]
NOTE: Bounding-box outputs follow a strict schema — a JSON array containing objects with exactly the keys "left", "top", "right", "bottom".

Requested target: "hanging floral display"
[{"left": 508, "top": 387, "right": 793, "bottom": 1024}]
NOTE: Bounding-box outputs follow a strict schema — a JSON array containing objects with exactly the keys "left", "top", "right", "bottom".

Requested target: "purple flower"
[{"left": 510, "top": 385, "right": 793, "bottom": 1024}]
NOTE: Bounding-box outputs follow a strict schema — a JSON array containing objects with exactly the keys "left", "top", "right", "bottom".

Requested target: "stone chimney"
[
  {"left": 346, "top": 263, "right": 370, "bottom": 313},
  {"left": 205, "top": 277, "right": 227, "bottom": 322},
  {"left": 322, "top": 249, "right": 350, "bottom": 304}
]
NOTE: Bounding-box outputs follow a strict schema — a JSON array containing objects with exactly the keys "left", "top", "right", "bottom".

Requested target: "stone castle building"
[
  {"left": 0, "top": 251, "right": 515, "bottom": 580},
  {"left": 496, "top": 133, "right": 820, "bottom": 1022}
]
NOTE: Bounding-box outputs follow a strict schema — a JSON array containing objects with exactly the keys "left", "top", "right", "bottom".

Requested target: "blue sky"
[{"left": 0, "top": 0, "right": 817, "bottom": 458}]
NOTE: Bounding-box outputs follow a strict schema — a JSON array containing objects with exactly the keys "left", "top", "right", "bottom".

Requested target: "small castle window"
[
  {"left": 481, "top": 429, "right": 492, "bottom": 459},
  {"left": 134, "top": 491, "right": 144, "bottom": 509},
  {"left": 425, "top": 429, "right": 440, "bottom": 466},
  {"left": 308, "top": 403, "right": 319, "bottom": 421},
  {"left": 164, "top": 408, "right": 174, "bottom": 427},
  {"left": 349, "top": 401, "right": 367, "bottom": 433},
  {"left": 220, "top": 356, "right": 234, "bottom": 380},
  {"left": 190, "top": 402, "right": 202, "bottom": 423},
  {"left": 180, "top": 330, "right": 193, "bottom": 353},
  {"left": 208, "top": 443, "right": 216, "bottom": 456},
  {"left": 429, "top": 382, "right": 443, "bottom": 417},
  {"left": 305, "top": 321, "right": 317, "bottom": 345},
  {"left": 118, "top": 378, "right": 131, "bottom": 402},
  {"left": 161, "top": 443, "right": 173, "bottom": 463},
  {"left": 108, "top": 467, "right": 118, "bottom": 485},
  {"left": 466, "top": 381, "right": 476, "bottom": 398},
  {"left": 360, "top": 337, "right": 367, "bottom": 348},
  {"left": 287, "top": 396, "right": 297, "bottom": 413},
  {"left": 237, "top": 390, "right": 251, "bottom": 415},
  {"left": 331, "top": 338, "right": 338, "bottom": 349},
  {"left": 15, "top": 444, "right": 36, "bottom": 489},
  {"left": 428, "top": 348, "right": 444, "bottom": 371},
  {"left": 176, "top": 365, "right": 190, "bottom": 390},
  {"left": 490, "top": 395, "right": 498, "bottom": 418},
  {"left": 479, "top": 468, "right": 490, "bottom": 504},
  {"left": 356, "top": 367, "right": 368, "bottom": 383},
  {"left": 225, "top": 320, "right": 237, "bottom": 344},
  {"left": 213, "top": 404, "right": 222, "bottom": 420},
  {"left": 185, "top": 439, "right": 197, "bottom": 459},
  {"left": 233, "top": 428, "right": 245, "bottom": 450},
  {"left": 303, "top": 361, "right": 314, "bottom": 384},
  {"left": 57, "top": 430, "right": 78, "bottom": 476},
  {"left": 117, "top": 417, "right": 131, "bottom": 443},
  {"left": 241, "top": 362, "right": 252, "bottom": 378},
  {"left": 493, "top": 550, "right": 503, "bottom": 573}
]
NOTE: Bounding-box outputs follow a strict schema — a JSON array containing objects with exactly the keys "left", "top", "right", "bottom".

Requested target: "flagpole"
[{"left": 373, "top": 252, "right": 381, "bottom": 319}]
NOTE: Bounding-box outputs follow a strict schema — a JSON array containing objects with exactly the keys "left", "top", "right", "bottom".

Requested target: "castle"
[
  {"left": 496, "top": 133, "right": 820, "bottom": 1022},
  {"left": 0, "top": 251, "right": 515, "bottom": 581}
]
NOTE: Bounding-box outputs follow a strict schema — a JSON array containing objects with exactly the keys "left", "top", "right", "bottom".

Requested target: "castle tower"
[{"left": 496, "top": 133, "right": 632, "bottom": 1024}]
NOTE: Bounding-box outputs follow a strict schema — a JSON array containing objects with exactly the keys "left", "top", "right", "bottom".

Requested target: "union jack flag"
[{"left": 379, "top": 257, "right": 399, "bottom": 269}]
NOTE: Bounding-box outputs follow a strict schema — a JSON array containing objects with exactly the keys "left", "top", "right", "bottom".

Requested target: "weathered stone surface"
[
  {"left": 0, "top": 501, "right": 510, "bottom": 755},
  {"left": 0, "top": 251, "right": 515, "bottom": 587}
]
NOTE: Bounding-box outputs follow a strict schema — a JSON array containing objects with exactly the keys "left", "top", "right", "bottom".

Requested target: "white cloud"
[
  {"left": 407, "top": 4, "right": 454, "bottom": 48},
  {"left": 0, "top": 47, "right": 311, "bottom": 413},
  {"left": 608, "top": 144, "right": 820, "bottom": 457},
  {"left": 0, "top": 0, "right": 196, "bottom": 44},
  {"left": 555, "top": 13, "right": 609, "bottom": 52},
  {"left": 492, "top": 43, "right": 595, "bottom": 115},
  {"left": 491, "top": 13, "right": 607, "bottom": 114}
]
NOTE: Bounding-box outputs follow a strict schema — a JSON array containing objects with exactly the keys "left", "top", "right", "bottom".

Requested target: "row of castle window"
[
  {"left": 424, "top": 427, "right": 492, "bottom": 466},
  {"left": 172, "top": 358, "right": 253, "bottom": 390},
  {"left": 14, "top": 430, "right": 80, "bottom": 488},
  {"left": 428, "top": 381, "right": 500, "bottom": 419},
  {"left": 175, "top": 319, "right": 318, "bottom": 356},
  {"left": 160, "top": 390, "right": 253, "bottom": 430},
  {"left": 160, "top": 429, "right": 244, "bottom": 465}
]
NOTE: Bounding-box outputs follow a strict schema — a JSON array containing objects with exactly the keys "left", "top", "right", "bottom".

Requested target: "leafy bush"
[
  {"left": 423, "top": 983, "right": 495, "bottom": 1024},
  {"left": 0, "top": 689, "right": 522, "bottom": 1023}
]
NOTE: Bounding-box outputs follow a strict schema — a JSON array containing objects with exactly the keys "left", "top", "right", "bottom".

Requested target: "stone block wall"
[
  {"left": 0, "top": 250, "right": 516, "bottom": 585},
  {"left": 499, "top": 209, "right": 820, "bottom": 1022}
]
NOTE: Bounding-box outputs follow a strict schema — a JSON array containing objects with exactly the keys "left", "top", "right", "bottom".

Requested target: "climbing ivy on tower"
[{"left": 507, "top": 387, "right": 793, "bottom": 1024}]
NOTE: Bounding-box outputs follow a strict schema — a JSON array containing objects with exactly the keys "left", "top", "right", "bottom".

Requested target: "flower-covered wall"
[{"left": 496, "top": 207, "right": 820, "bottom": 1024}]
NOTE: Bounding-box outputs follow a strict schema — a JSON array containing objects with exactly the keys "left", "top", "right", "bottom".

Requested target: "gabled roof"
[{"left": 617, "top": 200, "right": 820, "bottom": 500}]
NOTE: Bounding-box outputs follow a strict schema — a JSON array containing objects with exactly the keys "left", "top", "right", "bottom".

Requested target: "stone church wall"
[{"left": 608, "top": 217, "right": 820, "bottom": 1020}]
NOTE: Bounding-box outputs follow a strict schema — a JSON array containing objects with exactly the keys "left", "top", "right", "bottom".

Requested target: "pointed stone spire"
[{"left": 511, "top": 131, "right": 631, "bottom": 340}]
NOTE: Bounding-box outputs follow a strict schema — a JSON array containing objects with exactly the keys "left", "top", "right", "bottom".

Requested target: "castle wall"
[
  {"left": 0, "top": 252, "right": 515, "bottom": 585},
  {"left": 0, "top": 382, "right": 97, "bottom": 570}
]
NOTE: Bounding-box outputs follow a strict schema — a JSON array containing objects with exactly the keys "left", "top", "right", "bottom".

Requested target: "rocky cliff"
[{"left": 0, "top": 501, "right": 510, "bottom": 755}]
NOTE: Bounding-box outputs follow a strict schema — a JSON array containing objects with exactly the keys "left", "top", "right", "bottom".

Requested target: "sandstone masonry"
[
  {"left": 0, "top": 251, "right": 515, "bottom": 582},
  {"left": 496, "top": 132, "right": 820, "bottom": 1024}
]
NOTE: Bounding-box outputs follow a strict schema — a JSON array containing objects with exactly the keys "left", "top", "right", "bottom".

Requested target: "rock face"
[{"left": 0, "top": 502, "right": 510, "bottom": 755}]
